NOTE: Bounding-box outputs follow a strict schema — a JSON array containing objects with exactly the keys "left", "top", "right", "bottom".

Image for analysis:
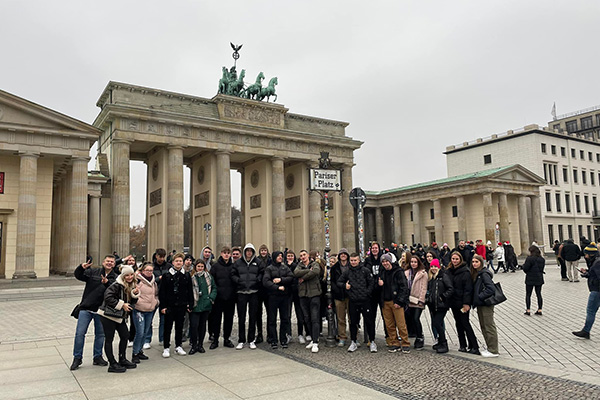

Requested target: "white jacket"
[{"left": 494, "top": 246, "right": 505, "bottom": 262}]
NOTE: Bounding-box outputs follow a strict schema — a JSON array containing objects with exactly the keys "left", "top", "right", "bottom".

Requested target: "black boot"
[
  {"left": 119, "top": 356, "right": 137, "bottom": 369},
  {"left": 108, "top": 362, "right": 126, "bottom": 373},
  {"left": 436, "top": 342, "right": 449, "bottom": 353},
  {"left": 132, "top": 354, "right": 140, "bottom": 364},
  {"left": 223, "top": 339, "right": 234, "bottom": 348},
  {"left": 255, "top": 334, "right": 264, "bottom": 344},
  {"left": 137, "top": 351, "right": 148, "bottom": 360},
  {"left": 198, "top": 346, "right": 206, "bottom": 353},
  {"left": 209, "top": 341, "right": 219, "bottom": 350},
  {"left": 414, "top": 338, "right": 424, "bottom": 350},
  {"left": 70, "top": 357, "right": 82, "bottom": 371},
  {"left": 93, "top": 356, "right": 108, "bottom": 366},
  {"left": 189, "top": 346, "right": 198, "bottom": 355}
]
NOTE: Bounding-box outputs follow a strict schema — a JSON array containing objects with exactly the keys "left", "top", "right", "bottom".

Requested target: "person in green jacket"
[{"left": 189, "top": 259, "right": 217, "bottom": 354}]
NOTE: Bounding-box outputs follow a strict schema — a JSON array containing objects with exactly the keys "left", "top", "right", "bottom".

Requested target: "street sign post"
[
  {"left": 349, "top": 187, "right": 367, "bottom": 260},
  {"left": 203, "top": 222, "right": 212, "bottom": 247}
]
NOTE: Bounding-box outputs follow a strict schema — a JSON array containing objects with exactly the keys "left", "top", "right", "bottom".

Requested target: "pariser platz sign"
[{"left": 310, "top": 168, "right": 341, "bottom": 191}]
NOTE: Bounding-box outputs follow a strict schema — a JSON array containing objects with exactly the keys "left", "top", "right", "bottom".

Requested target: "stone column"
[
  {"left": 188, "top": 162, "right": 194, "bottom": 256},
  {"left": 216, "top": 151, "right": 231, "bottom": 250},
  {"left": 498, "top": 193, "right": 510, "bottom": 242},
  {"left": 530, "top": 195, "right": 544, "bottom": 246},
  {"left": 457, "top": 196, "right": 467, "bottom": 241},
  {"left": 433, "top": 199, "right": 443, "bottom": 244},
  {"left": 342, "top": 164, "right": 356, "bottom": 250},
  {"left": 50, "top": 181, "right": 62, "bottom": 273},
  {"left": 518, "top": 195, "right": 530, "bottom": 255},
  {"left": 68, "top": 157, "right": 89, "bottom": 275},
  {"left": 412, "top": 202, "right": 421, "bottom": 244},
  {"left": 60, "top": 170, "right": 72, "bottom": 273},
  {"left": 309, "top": 189, "right": 323, "bottom": 253},
  {"left": 483, "top": 193, "right": 495, "bottom": 244},
  {"left": 272, "top": 157, "right": 286, "bottom": 251},
  {"left": 375, "top": 207, "right": 384, "bottom": 244},
  {"left": 13, "top": 152, "right": 39, "bottom": 279},
  {"left": 167, "top": 146, "right": 184, "bottom": 253},
  {"left": 239, "top": 168, "right": 245, "bottom": 245},
  {"left": 111, "top": 139, "right": 131, "bottom": 257},
  {"left": 393, "top": 204, "right": 402, "bottom": 244},
  {"left": 88, "top": 194, "right": 101, "bottom": 267}
]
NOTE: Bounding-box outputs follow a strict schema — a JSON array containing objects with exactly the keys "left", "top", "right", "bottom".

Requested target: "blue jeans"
[
  {"left": 133, "top": 309, "right": 155, "bottom": 354},
  {"left": 583, "top": 291, "right": 600, "bottom": 333},
  {"left": 73, "top": 310, "right": 105, "bottom": 359}
]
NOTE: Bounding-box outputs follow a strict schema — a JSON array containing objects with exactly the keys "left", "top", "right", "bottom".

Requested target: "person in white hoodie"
[{"left": 494, "top": 243, "right": 506, "bottom": 273}]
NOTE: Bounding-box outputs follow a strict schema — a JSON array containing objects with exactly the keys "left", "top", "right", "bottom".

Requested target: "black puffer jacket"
[
  {"left": 447, "top": 263, "right": 473, "bottom": 308},
  {"left": 158, "top": 268, "right": 193, "bottom": 309},
  {"left": 380, "top": 264, "right": 409, "bottom": 307},
  {"left": 337, "top": 263, "right": 374, "bottom": 303},
  {"left": 330, "top": 260, "right": 349, "bottom": 301},
  {"left": 426, "top": 269, "right": 454, "bottom": 311},
  {"left": 210, "top": 256, "right": 235, "bottom": 301},
  {"left": 583, "top": 257, "right": 600, "bottom": 292},
  {"left": 263, "top": 253, "right": 294, "bottom": 296},
  {"left": 98, "top": 275, "right": 139, "bottom": 322},
  {"left": 74, "top": 265, "right": 117, "bottom": 311},
  {"left": 231, "top": 244, "right": 264, "bottom": 293},
  {"left": 523, "top": 255, "right": 545, "bottom": 286},
  {"left": 561, "top": 241, "right": 581, "bottom": 261},
  {"left": 153, "top": 260, "right": 172, "bottom": 288},
  {"left": 472, "top": 269, "right": 495, "bottom": 308}
]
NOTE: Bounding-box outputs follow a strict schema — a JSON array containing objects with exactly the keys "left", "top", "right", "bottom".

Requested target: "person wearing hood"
[
  {"left": 208, "top": 246, "right": 236, "bottom": 349},
  {"left": 364, "top": 243, "right": 384, "bottom": 339},
  {"left": 426, "top": 259, "right": 453, "bottom": 354},
  {"left": 285, "top": 250, "right": 308, "bottom": 343},
  {"left": 294, "top": 249, "right": 323, "bottom": 353},
  {"left": 131, "top": 262, "right": 159, "bottom": 363},
  {"left": 503, "top": 241, "right": 518, "bottom": 273},
  {"left": 97, "top": 265, "right": 140, "bottom": 373},
  {"left": 189, "top": 259, "right": 217, "bottom": 354},
  {"left": 573, "top": 244, "right": 600, "bottom": 339},
  {"left": 231, "top": 243, "right": 264, "bottom": 349},
  {"left": 200, "top": 246, "right": 214, "bottom": 271},
  {"left": 263, "top": 251, "right": 294, "bottom": 349},
  {"left": 379, "top": 253, "right": 410, "bottom": 353},
  {"left": 331, "top": 248, "right": 351, "bottom": 346},
  {"left": 448, "top": 251, "right": 479, "bottom": 355},
  {"left": 254, "top": 244, "right": 272, "bottom": 344},
  {"left": 159, "top": 252, "right": 194, "bottom": 358},
  {"left": 439, "top": 243, "right": 452, "bottom": 268}
]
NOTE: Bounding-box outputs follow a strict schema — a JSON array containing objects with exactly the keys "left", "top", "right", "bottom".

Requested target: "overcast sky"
[{"left": 2, "top": 1, "right": 600, "bottom": 226}]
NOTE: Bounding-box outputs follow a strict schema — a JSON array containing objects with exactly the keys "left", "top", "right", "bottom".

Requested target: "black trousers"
[
  {"left": 290, "top": 290, "right": 306, "bottom": 336},
  {"left": 560, "top": 258, "right": 567, "bottom": 279},
  {"left": 100, "top": 317, "right": 129, "bottom": 364},
  {"left": 237, "top": 293, "right": 259, "bottom": 343},
  {"left": 163, "top": 306, "right": 187, "bottom": 349},
  {"left": 256, "top": 291, "right": 267, "bottom": 338},
  {"left": 300, "top": 296, "right": 321, "bottom": 343},
  {"left": 406, "top": 307, "right": 424, "bottom": 339},
  {"left": 190, "top": 311, "right": 210, "bottom": 348},
  {"left": 450, "top": 306, "right": 478, "bottom": 350},
  {"left": 349, "top": 300, "right": 375, "bottom": 342},
  {"left": 267, "top": 294, "right": 291, "bottom": 344},
  {"left": 431, "top": 309, "right": 448, "bottom": 344},
  {"left": 525, "top": 284, "right": 543, "bottom": 310},
  {"left": 128, "top": 312, "right": 136, "bottom": 341},
  {"left": 209, "top": 297, "right": 236, "bottom": 341}
]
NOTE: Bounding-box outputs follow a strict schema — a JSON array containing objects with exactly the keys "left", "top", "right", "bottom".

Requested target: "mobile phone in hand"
[{"left": 87, "top": 255, "right": 93, "bottom": 264}]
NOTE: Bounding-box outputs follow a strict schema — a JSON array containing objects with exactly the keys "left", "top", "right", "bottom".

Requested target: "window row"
[
  {"left": 540, "top": 143, "right": 600, "bottom": 162},
  {"left": 545, "top": 192, "right": 598, "bottom": 215},
  {"left": 548, "top": 224, "right": 595, "bottom": 244},
  {"left": 543, "top": 163, "right": 600, "bottom": 187}
]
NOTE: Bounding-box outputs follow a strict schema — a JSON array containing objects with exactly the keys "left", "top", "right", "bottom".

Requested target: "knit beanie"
[
  {"left": 584, "top": 242, "right": 598, "bottom": 256},
  {"left": 429, "top": 259, "right": 440, "bottom": 269},
  {"left": 381, "top": 253, "right": 393, "bottom": 264},
  {"left": 120, "top": 265, "right": 135, "bottom": 277}
]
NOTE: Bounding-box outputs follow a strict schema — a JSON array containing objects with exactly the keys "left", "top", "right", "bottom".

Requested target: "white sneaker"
[
  {"left": 286, "top": 334, "right": 292, "bottom": 344},
  {"left": 249, "top": 341, "right": 257, "bottom": 349},
  {"left": 306, "top": 335, "right": 312, "bottom": 342},
  {"left": 236, "top": 342, "right": 245, "bottom": 350},
  {"left": 370, "top": 342, "right": 378, "bottom": 353},
  {"left": 348, "top": 341, "right": 358, "bottom": 352},
  {"left": 127, "top": 341, "right": 133, "bottom": 347},
  {"left": 305, "top": 341, "right": 314, "bottom": 349},
  {"left": 481, "top": 350, "right": 499, "bottom": 358},
  {"left": 162, "top": 348, "right": 170, "bottom": 358},
  {"left": 298, "top": 335, "right": 306, "bottom": 344},
  {"left": 311, "top": 343, "right": 319, "bottom": 353},
  {"left": 175, "top": 346, "right": 187, "bottom": 356},
  {"left": 143, "top": 343, "right": 151, "bottom": 350}
]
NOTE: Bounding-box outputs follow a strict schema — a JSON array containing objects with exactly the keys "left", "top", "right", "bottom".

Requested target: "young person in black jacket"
[
  {"left": 448, "top": 251, "right": 479, "bottom": 354},
  {"left": 573, "top": 245, "right": 600, "bottom": 339},
  {"left": 331, "top": 248, "right": 350, "bottom": 346},
  {"left": 208, "top": 247, "right": 236, "bottom": 349},
  {"left": 379, "top": 253, "right": 410, "bottom": 353},
  {"left": 426, "top": 259, "right": 453, "bottom": 354},
  {"left": 364, "top": 243, "right": 383, "bottom": 338},
  {"left": 285, "top": 250, "right": 307, "bottom": 343},
  {"left": 523, "top": 245, "right": 545, "bottom": 316},
  {"left": 263, "top": 251, "right": 294, "bottom": 349},
  {"left": 152, "top": 248, "right": 172, "bottom": 345},
  {"left": 471, "top": 255, "right": 498, "bottom": 357},
  {"left": 159, "top": 252, "right": 193, "bottom": 358},
  {"left": 70, "top": 255, "right": 117, "bottom": 370}
]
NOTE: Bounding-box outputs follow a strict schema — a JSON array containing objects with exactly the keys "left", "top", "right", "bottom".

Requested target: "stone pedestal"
[
  {"left": 457, "top": 196, "right": 467, "bottom": 241},
  {"left": 167, "top": 146, "right": 184, "bottom": 253},
  {"left": 272, "top": 158, "right": 285, "bottom": 251},
  {"left": 216, "top": 151, "right": 231, "bottom": 251},
  {"left": 111, "top": 139, "right": 131, "bottom": 257},
  {"left": 13, "top": 153, "right": 39, "bottom": 279},
  {"left": 68, "top": 157, "right": 89, "bottom": 275},
  {"left": 483, "top": 193, "right": 495, "bottom": 244},
  {"left": 498, "top": 193, "right": 510, "bottom": 243},
  {"left": 518, "top": 195, "right": 530, "bottom": 255}
]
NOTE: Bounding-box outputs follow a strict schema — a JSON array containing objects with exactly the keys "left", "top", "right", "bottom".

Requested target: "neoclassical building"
[{"left": 364, "top": 165, "right": 545, "bottom": 255}]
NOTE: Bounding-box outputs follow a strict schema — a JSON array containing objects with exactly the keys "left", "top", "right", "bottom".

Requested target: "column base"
[{"left": 12, "top": 271, "right": 37, "bottom": 279}]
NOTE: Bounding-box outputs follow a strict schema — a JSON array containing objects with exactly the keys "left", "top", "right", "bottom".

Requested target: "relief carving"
[
  {"left": 194, "top": 191, "right": 210, "bottom": 209},
  {"left": 150, "top": 188, "right": 162, "bottom": 207},
  {"left": 285, "top": 195, "right": 300, "bottom": 211},
  {"left": 223, "top": 104, "right": 281, "bottom": 126},
  {"left": 183, "top": 127, "right": 190, "bottom": 137},
  {"left": 250, "top": 194, "right": 262, "bottom": 209},
  {"left": 128, "top": 120, "right": 139, "bottom": 130},
  {"left": 147, "top": 123, "right": 157, "bottom": 133}
]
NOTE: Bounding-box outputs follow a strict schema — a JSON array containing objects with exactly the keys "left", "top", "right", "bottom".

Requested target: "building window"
[
  {"left": 551, "top": 145, "right": 557, "bottom": 155},
  {"left": 583, "top": 170, "right": 587, "bottom": 185},
  {"left": 563, "top": 167, "right": 569, "bottom": 183},
  {"left": 589, "top": 152, "right": 593, "bottom": 161},
  {"left": 561, "top": 147, "right": 566, "bottom": 157},
  {"left": 555, "top": 193, "right": 562, "bottom": 212},
  {"left": 453, "top": 232, "right": 459, "bottom": 248},
  {"left": 565, "top": 193, "right": 571, "bottom": 213},
  {"left": 430, "top": 208, "right": 434, "bottom": 219},
  {"left": 579, "top": 225, "right": 583, "bottom": 240},
  {"left": 483, "top": 154, "right": 492, "bottom": 164},
  {"left": 558, "top": 225, "right": 564, "bottom": 242},
  {"left": 576, "top": 195, "right": 581, "bottom": 213},
  {"left": 548, "top": 224, "right": 554, "bottom": 244},
  {"left": 582, "top": 116, "right": 593, "bottom": 130},
  {"left": 580, "top": 150, "right": 585, "bottom": 159},
  {"left": 541, "top": 143, "right": 547, "bottom": 154},
  {"left": 572, "top": 148, "right": 576, "bottom": 158},
  {"left": 573, "top": 169, "right": 578, "bottom": 184},
  {"left": 554, "top": 124, "right": 561, "bottom": 131},
  {"left": 594, "top": 197, "right": 598, "bottom": 215},
  {"left": 567, "top": 121, "right": 578, "bottom": 132},
  {"left": 588, "top": 225, "right": 592, "bottom": 240},
  {"left": 452, "top": 205, "right": 458, "bottom": 218},
  {"left": 410, "top": 211, "right": 413, "bottom": 221},
  {"left": 585, "top": 195, "right": 590, "bottom": 213},
  {"left": 546, "top": 192, "right": 552, "bottom": 212},
  {"left": 596, "top": 115, "right": 600, "bottom": 127},
  {"left": 553, "top": 164, "right": 558, "bottom": 186},
  {"left": 592, "top": 171, "right": 596, "bottom": 186},
  {"left": 568, "top": 225, "right": 573, "bottom": 239}
]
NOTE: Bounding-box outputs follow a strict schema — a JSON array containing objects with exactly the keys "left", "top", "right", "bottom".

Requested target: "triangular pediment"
[
  {"left": 0, "top": 89, "right": 100, "bottom": 137},
  {"left": 489, "top": 165, "right": 545, "bottom": 184}
]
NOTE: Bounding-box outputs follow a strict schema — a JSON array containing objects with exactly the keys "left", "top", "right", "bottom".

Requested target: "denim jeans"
[
  {"left": 133, "top": 309, "right": 155, "bottom": 354},
  {"left": 73, "top": 310, "right": 105, "bottom": 358},
  {"left": 583, "top": 291, "right": 600, "bottom": 332}
]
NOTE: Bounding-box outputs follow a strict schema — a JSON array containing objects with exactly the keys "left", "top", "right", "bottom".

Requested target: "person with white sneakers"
[
  {"left": 293, "top": 250, "right": 323, "bottom": 353},
  {"left": 159, "top": 252, "right": 193, "bottom": 358}
]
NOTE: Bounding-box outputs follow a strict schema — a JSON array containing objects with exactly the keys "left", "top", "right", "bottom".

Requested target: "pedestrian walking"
[
  {"left": 523, "top": 245, "right": 545, "bottom": 316},
  {"left": 572, "top": 246, "right": 600, "bottom": 339}
]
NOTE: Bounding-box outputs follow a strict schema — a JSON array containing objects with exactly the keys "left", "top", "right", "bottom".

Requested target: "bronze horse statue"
[
  {"left": 218, "top": 66, "right": 230, "bottom": 94},
  {"left": 242, "top": 72, "right": 265, "bottom": 100},
  {"left": 258, "top": 77, "right": 278, "bottom": 102},
  {"left": 227, "top": 69, "right": 245, "bottom": 96}
]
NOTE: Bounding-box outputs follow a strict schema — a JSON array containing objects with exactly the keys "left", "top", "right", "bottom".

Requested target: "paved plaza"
[{"left": 0, "top": 259, "right": 599, "bottom": 399}]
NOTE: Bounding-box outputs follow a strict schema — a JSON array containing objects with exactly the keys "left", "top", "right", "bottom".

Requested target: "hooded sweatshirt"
[
  {"left": 231, "top": 243, "right": 264, "bottom": 294},
  {"left": 263, "top": 251, "right": 294, "bottom": 296}
]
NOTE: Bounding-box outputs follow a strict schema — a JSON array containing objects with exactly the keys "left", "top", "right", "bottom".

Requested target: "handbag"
[
  {"left": 103, "top": 304, "right": 125, "bottom": 319},
  {"left": 483, "top": 282, "right": 507, "bottom": 306}
]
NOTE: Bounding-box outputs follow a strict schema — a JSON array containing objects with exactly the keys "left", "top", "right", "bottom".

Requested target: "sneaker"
[
  {"left": 286, "top": 334, "right": 292, "bottom": 344},
  {"left": 468, "top": 348, "right": 481, "bottom": 355},
  {"left": 127, "top": 341, "right": 133, "bottom": 348},
  {"left": 414, "top": 338, "right": 424, "bottom": 350},
  {"left": 175, "top": 346, "right": 187, "bottom": 356},
  {"left": 435, "top": 343, "right": 448, "bottom": 353},
  {"left": 162, "top": 348, "right": 170, "bottom": 358},
  {"left": 107, "top": 362, "right": 126, "bottom": 373},
  {"left": 281, "top": 343, "right": 289, "bottom": 349},
  {"left": 255, "top": 335, "right": 264, "bottom": 344},
  {"left": 305, "top": 341, "right": 315, "bottom": 349},
  {"left": 143, "top": 343, "right": 151, "bottom": 350},
  {"left": 119, "top": 358, "right": 137, "bottom": 369},
  {"left": 137, "top": 352, "right": 149, "bottom": 360},
  {"left": 337, "top": 340, "right": 346, "bottom": 347},
  {"left": 369, "top": 342, "right": 378, "bottom": 353},
  {"left": 311, "top": 344, "right": 319, "bottom": 353},
  {"left": 224, "top": 340, "right": 235, "bottom": 348},
  {"left": 93, "top": 356, "right": 108, "bottom": 366},
  {"left": 209, "top": 341, "right": 219, "bottom": 350},
  {"left": 572, "top": 330, "right": 590, "bottom": 339},
  {"left": 347, "top": 341, "right": 358, "bottom": 352},
  {"left": 481, "top": 350, "right": 499, "bottom": 358},
  {"left": 306, "top": 335, "right": 312, "bottom": 342},
  {"left": 401, "top": 346, "right": 411, "bottom": 354},
  {"left": 271, "top": 342, "right": 278, "bottom": 349},
  {"left": 249, "top": 341, "right": 257, "bottom": 350},
  {"left": 236, "top": 342, "right": 245, "bottom": 350},
  {"left": 298, "top": 335, "right": 306, "bottom": 344},
  {"left": 574, "top": 280, "right": 580, "bottom": 283},
  {"left": 70, "top": 357, "right": 82, "bottom": 371},
  {"left": 387, "top": 346, "right": 400, "bottom": 353},
  {"left": 132, "top": 353, "right": 140, "bottom": 364},
  {"left": 561, "top": 278, "right": 569, "bottom": 281}
]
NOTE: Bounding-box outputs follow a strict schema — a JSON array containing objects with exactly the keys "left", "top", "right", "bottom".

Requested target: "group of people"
[{"left": 70, "top": 238, "right": 513, "bottom": 373}]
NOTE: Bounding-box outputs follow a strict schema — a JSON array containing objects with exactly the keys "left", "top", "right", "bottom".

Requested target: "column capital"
[
  {"left": 215, "top": 150, "right": 232, "bottom": 156},
  {"left": 167, "top": 144, "right": 185, "bottom": 151},
  {"left": 18, "top": 151, "right": 40, "bottom": 158},
  {"left": 112, "top": 138, "right": 133, "bottom": 145},
  {"left": 72, "top": 156, "right": 91, "bottom": 163},
  {"left": 272, "top": 156, "right": 285, "bottom": 162}
]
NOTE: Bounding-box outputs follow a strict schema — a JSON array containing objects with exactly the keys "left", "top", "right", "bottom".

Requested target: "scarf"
[{"left": 192, "top": 270, "right": 212, "bottom": 306}]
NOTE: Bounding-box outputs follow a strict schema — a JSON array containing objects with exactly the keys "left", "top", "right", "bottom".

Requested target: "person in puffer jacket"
[
  {"left": 132, "top": 262, "right": 158, "bottom": 363},
  {"left": 426, "top": 259, "right": 453, "bottom": 354},
  {"left": 294, "top": 250, "right": 323, "bottom": 353},
  {"left": 263, "top": 251, "right": 294, "bottom": 348},
  {"left": 378, "top": 253, "right": 410, "bottom": 353}
]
